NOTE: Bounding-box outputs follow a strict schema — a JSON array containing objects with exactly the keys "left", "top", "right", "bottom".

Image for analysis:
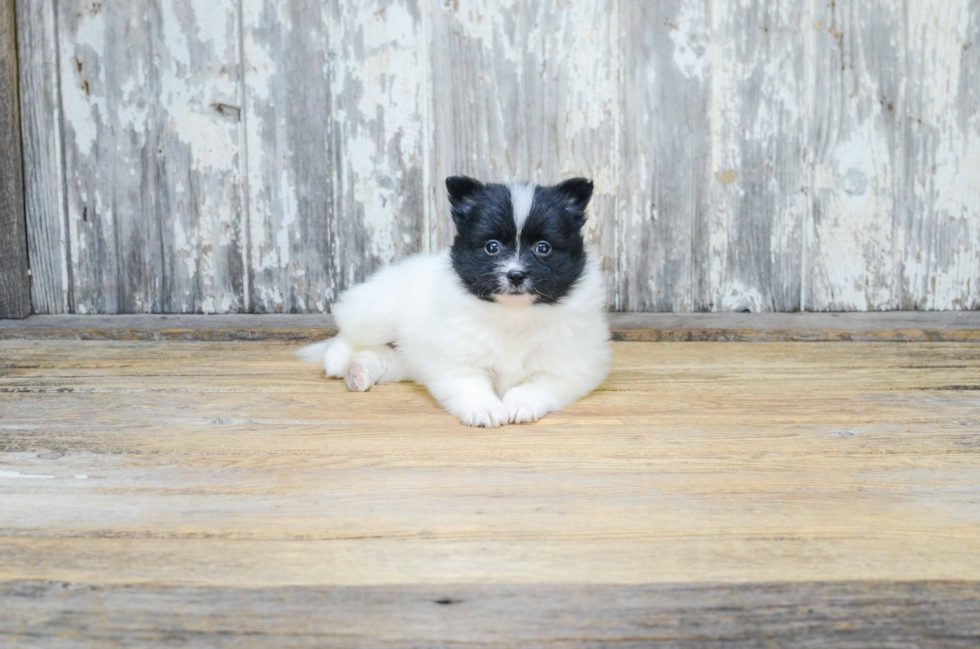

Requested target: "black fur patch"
[{"left": 447, "top": 176, "right": 593, "bottom": 305}]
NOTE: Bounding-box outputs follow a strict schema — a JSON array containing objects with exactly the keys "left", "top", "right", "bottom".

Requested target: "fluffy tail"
[
  {"left": 296, "top": 337, "right": 355, "bottom": 378},
  {"left": 296, "top": 340, "right": 332, "bottom": 364}
]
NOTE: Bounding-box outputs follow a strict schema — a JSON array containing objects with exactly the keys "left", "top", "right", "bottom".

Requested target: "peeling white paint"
[
  {"left": 241, "top": 4, "right": 275, "bottom": 103},
  {"left": 901, "top": 0, "right": 980, "bottom": 310},
  {"left": 60, "top": 9, "right": 105, "bottom": 156},
  {"left": 812, "top": 126, "right": 897, "bottom": 310},
  {"left": 276, "top": 167, "right": 297, "bottom": 268},
  {"left": 807, "top": 0, "right": 904, "bottom": 311},
  {"left": 330, "top": 1, "right": 424, "bottom": 267},
  {"left": 158, "top": 2, "right": 238, "bottom": 176},
  {"left": 35, "top": 0, "right": 980, "bottom": 314},
  {"left": 719, "top": 280, "right": 766, "bottom": 313},
  {"left": 669, "top": 0, "right": 709, "bottom": 80},
  {"left": 452, "top": 0, "right": 519, "bottom": 64}
]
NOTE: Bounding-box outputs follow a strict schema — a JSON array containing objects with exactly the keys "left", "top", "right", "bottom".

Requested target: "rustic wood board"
[
  {"left": 807, "top": 0, "right": 902, "bottom": 311},
  {"left": 3, "top": 581, "right": 978, "bottom": 647},
  {"left": 240, "top": 1, "right": 338, "bottom": 313},
  {"left": 899, "top": 0, "right": 980, "bottom": 310},
  {"left": 1, "top": 312, "right": 978, "bottom": 342},
  {"left": 709, "top": 0, "right": 807, "bottom": 313},
  {"left": 0, "top": 0, "right": 31, "bottom": 319},
  {"left": 15, "top": 0, "right": 69, "bottom": 314},
  {"left": 1, "top": 339, "right": 979, "bottom": 643},
  {"left": 808, "top": 0, "right": 980, "bottom": 311},
  {"left": 55, "top": 0, "right": 247, "bottom": 314},
  {"left": 618, "top": 0, "right": 712, "bottom": 311},
  {"left": 15, "top": 0, "right": 980, "bottom": 314},
  {"left": 242, "top": 0, "right": 426, "bottom": 314}
]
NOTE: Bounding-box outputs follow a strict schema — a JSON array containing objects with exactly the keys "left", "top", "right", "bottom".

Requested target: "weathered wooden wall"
[
  {"left": 0, "top": 0, "right": 31, "bottom": 318},
  {"left": 14, "top": 0, "right": 980, "bottom": 314}
]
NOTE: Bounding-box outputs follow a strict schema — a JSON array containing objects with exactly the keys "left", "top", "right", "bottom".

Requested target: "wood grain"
[
  {"left": 1, "top": 340, "right": 979, "bottom": 583},
  {"left": 900, "top": 0, "right": 980, "bottom": 310},
  {"left": 3, "top": 581, "right": 978, "bottom": 647},
  {"left": 16, "top": 0, "right": 980, "bottom": 313},
  {"left": 0, "top": 0, "right": 31, "bottom": 319},
  {"left": 240, "top": 1, "right": 336, "bottom": 313},
  {"left": 16, "top": 0, "right": 69, "bottom": 314},
  {"left": 709, "top": 0, "right": 806, "bottom": 312},
  {"left": 808, "top": 0, "right": 980, "bottom": 311},
  {"left": 807, "top": 0, "right": 902, "bottom": 311},
  {"left": 618, "top": 0, "right": 711, "bottom": 311},
  {"left": 57, "top": 0, "right": 246, "bottom": 314},
  {"left": 243, "top": 0, "right": 426, "bottom": 314},
  {"left": 0, "top": 339, "right": 979, "bottom": 643},
  {"left": 619, "top": 0, "right": 810, "bottom": 312},
  {"left": 2, "top": 312, "right": 979, "bottom": 342}
]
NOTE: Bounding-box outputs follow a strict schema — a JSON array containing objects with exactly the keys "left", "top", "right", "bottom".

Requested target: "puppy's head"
[{"left": 447, "top": 176, "right": 593, "bottom": 306}]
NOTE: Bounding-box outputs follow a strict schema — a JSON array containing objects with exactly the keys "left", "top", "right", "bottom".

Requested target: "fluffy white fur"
[{"left": 298, "top": 248, "right": 610, "bottom": 427}]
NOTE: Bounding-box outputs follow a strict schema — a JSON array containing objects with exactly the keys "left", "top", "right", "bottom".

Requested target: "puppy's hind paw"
[
  {"left": 457, "top": 402, "right": 509, "bottom": 428},
  {"left": 346, "top": 362, "right": 373, "bottom": 392}
]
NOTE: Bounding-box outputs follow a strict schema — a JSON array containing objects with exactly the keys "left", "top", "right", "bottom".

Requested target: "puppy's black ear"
[
  {"left": 446, "top": 175, "right": 483, "bottom": 203},
  {"left": 446, "top": 176, "right": 484, "bottom": 225},
  {"left": 553, "top": 178, "right": 594, "bottom": 217}
]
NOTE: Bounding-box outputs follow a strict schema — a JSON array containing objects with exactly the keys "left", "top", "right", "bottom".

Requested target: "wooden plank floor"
[{"left": 1, "top": 338, "right": 979, "bottom": 646}]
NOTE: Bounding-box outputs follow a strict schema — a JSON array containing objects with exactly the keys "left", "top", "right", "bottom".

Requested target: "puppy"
[{"left": 298, "top": 176, "right": 610, "bottom": 427}]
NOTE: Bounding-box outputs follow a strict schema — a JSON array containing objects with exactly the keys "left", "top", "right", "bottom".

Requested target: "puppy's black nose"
[{"left": 506, "top": 269, "right": 527, "bottom": 286}]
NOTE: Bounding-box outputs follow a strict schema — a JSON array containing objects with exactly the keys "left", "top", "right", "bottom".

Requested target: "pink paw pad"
[{"left": 346, "top": 362, "right": 373, "bottom": 392}]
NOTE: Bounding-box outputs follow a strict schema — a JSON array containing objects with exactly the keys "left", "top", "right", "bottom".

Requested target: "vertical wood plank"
[
  {"left": 708, "top": 0, "right": 806, "bottom": 312},
  {"left": 155, "top": 2, "right": 246, "bottom": 314},
  {"left": 0, "top": 0, "right": 31, "bottom": 318},
  {"left": 58, "top": 0, "right": 245, "bottom": 314},
  {"left": 57, "top": 0, "right": 118, "bottom": 313},
  {"left": 428, "top": 0, "right": 621, "bottom": 305},
  {"left": 243, "top": 0, "right": 426, "bottom": 314},
  {"left": 330, "top": 1, "right": 427, "bottom": 298},
  {"left": 241, "top": 2, "right": 333, "bottom": 313},
  {"left": 619, "top": 0, "right": 711, "bottom": 311},
  {"left": 899, "top": 0, "right": 980, "bottom": 310},
  {"left": 808, "top": 0, "right": 980, "bottom": 311},
  {"left": 807, "top": 0, "right": 906, "bottom": 311},
  {"left": 16, "top": 0, "right": 69, "bottom": 314}
]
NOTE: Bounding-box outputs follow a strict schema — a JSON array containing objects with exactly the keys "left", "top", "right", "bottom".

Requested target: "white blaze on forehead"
[
  {"left": 499, "top": 257, "right": 525, "bottom": 274},
  {"left": 507, "top": 182, "right": 536, "bottom": 237}
]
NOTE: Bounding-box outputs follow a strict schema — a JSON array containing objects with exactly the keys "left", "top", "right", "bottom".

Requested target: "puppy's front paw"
[
  {"left": 503, "top": 390, "right": 552, "bottom": 424},
  {"left": 457, "top": 401, "right": 509, "bottom": 428}
]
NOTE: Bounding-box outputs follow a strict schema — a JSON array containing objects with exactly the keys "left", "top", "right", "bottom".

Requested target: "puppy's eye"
[
  {"left": 485, "top": 240, "right": 501, "bottom": 256},
  {"left": 535, "top": 241, "right": 552, "bottom": 256}
]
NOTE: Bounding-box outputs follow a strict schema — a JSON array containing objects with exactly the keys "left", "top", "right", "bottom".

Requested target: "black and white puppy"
[{"left": 299, "top": 176, "right": 610, "bottom": 427}]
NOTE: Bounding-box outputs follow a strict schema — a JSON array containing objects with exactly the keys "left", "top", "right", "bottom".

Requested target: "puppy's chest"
[{"left": 480, "top": 327, "right": 553, "bottom": 392}]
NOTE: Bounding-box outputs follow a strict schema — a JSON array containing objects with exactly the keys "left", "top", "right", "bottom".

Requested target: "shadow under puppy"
[{"left": 299, "top": 176, "right": 610, "bottom": 427}]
